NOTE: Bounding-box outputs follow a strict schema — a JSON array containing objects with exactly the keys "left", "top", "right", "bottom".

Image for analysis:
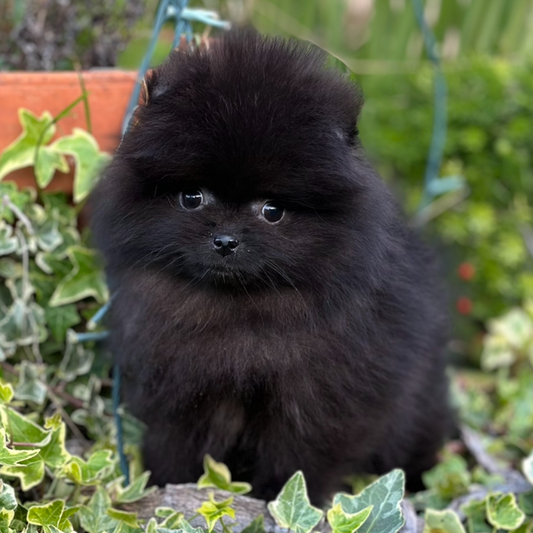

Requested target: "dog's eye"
[
  {"left": 180, "top": 190, "right": 203, "bottom": 209},
  {"left": 261, "top": 202, "right": 285, "bottom": 223}
]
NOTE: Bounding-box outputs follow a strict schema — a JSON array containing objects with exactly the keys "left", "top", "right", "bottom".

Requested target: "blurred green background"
[{"left": 1, "top": 0, "right": 533, "bottom": 362}]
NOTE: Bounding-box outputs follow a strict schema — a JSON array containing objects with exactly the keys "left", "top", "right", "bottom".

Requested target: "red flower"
[
  {"left": 458, "top": 262, "right": 476, "bottom": 281},
  {"left": 456, "top": 297, "right": 473, "bottom": 315}
]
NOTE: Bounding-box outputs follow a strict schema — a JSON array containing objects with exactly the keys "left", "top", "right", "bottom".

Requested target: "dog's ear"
[
  {"left": 139, "top": 68, "right": 169, "bottom": 105},
  {"left": 139, "top": 70, "right": 153, "bottom": 106}
]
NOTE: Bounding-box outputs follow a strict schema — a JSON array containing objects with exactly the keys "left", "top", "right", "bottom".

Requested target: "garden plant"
[{"left": 1, "top": 0, "right": 533, "bottom": 532}]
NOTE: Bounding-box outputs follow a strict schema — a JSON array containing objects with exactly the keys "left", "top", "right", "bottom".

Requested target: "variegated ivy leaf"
[
  {"left": 488, "top": 309, "right": 533, "bottom": 350},
  {"left": 481, "top": 334, "right": 515, "bottom": 371},
  {"left": 486, "top": 493, "right": 525, "bottom": 530},
  {"left": 0, "top": 258, "right": 20, "bottom": 278},
  {"left": 27, "top": 499, "right": 78, "bottom": 531},
  {"left": 0, "top": 182, "right": 35, "bottom": 224},
  {"left": 1, "top": 456, "right": 45, "bottom": 491},
  {"left": 240, "top": 516, "right": 266, "bottom": 533},
  {"left": 0, "top": 405, "right": 51, "bottom": 446},
  {"left": 334, "top": 470, "right": 405, "bottom": 533},
  {"left": 114, "top": 471, "right": 158, "bottom": 504},
  {"left": 0, "top": 110, "right": 68, "bottom": 188},
  {"left": 327, "top": 503, "right": 372, "bottom": 533},
  {"left": 44, "top": 305, "right": 81, "bottom": 342},
  {"left": 14, "top": 361, "right": 47, "bottom": 405},
  {"left": 5, "top": 277, "right": 35, "bottom": 302},
  {"left": 62, "top": 450, "right": 115, "bottom": 485},
  {"left": 40, "top": 417, "right": 71, "bottom": 469},
  {"left": 0, "top": 480, "right": 17, "bottom": 511},
  {"left": 461, "top": 499, "right": 490, "bottom": 533},
  {"left": 50, "top": 129, "right": 110, "bottom": 203},
  {"left": 268, "top": 471, "right": 323, "bottom": 533},
  {"left": 197, "top": 493, "right": 236, "bottom": 533},
  {"left": 106, "top": 509, "right": 140, "bottom": 529},
  {"left": 0, "top": 222, "right": 18, "bottom": 257},
  {"left": 0, "top": 427, "right": 40, "bottom": 466},
  {"left": 423, "top": 509, "right": 466, "bottom": 533},
  {"left": 422, "top": 454, "right": 471, "bottom": 501},
  {"left": 49, "top": 246, "right": 109, "bottom": 306},
  {"left": 0, "top": 299, "right": 47, "bottom": 348},
  {"left": 79, "top": 486, "right": 118, "bottom": 533},
  {"left": 0, "top": 382, "right": 14, "bottom": 403},
  {"left": 35, "top": 219, "right": 63, "bottom": 253},
  {"left": 197, "top": 454, "right": 252, "bottom": 495},
  {"left": 58, "top": 340, "right": 94, "bottom": 382},
  {"left": 154, "top": 508, "right": 183, "bottom": 529}
]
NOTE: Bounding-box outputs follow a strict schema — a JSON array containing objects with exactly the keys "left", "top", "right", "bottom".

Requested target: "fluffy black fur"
[{"left": 91, "top": 30, "right": 451, "bottom": 503}]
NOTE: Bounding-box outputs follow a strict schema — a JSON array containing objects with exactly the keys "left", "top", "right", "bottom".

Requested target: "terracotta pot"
[{"left": 0, "top": 70, "right": 137, "bottom": 193}]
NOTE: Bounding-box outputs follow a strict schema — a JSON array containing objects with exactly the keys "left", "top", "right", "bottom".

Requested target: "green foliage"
[
  {"left": 423, "top": 509, "right": 466, "bottom": 533},
  {"left": 0, "top": 109, "right": 110, "bottom": 202},
  {"left": 197, "top": 494, "right": 235, "bottom": 532},
  {"left": 359, "top": 58, "right": 533, "bottom": 326},
  {"left": 334, "top": 470, "right": 405, "bottom": 533},
  {"left": 486, "top": 493, "right": 525, "bottom": 530},
  {"left": 267, "top": 472, "right": 323, "bottom": 533},
  {"left": 482, "top": 304, "right": 533, "bottom": 371},
  {"left": 197, "top": 454, "right": 252, "bottom": 495},
  {"left": 327, "top": 504, "right": 372, "bottom": 533}
]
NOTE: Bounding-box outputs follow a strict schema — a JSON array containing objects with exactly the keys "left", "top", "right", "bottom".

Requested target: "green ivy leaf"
[
  {"left": 240, "top": 516, "right": 266, "bottom": 533},
  {"left": 35, "top": 219, "right": 63, "bottom": 253},
  {"left": 58, "top": 339, "right": 94, "bottom": 382},
  {"left": 0, "top": 222, "right": 18, "bottom": 257},
  {"left": 27, "top": 501, "right": 64, "bottom": 527},
  {"left": 50, "top": 129, "right": 110, "bottom": 203},
  {"left": 40, "top": 419, "right": 70, "bottom": 469},
  {"left": 0, "top": 481, "right": 18, "bottom": 511},
  {"left": 333, "top": 470, "right": 405, "bottom": 533},
  {"left": 114, "top": 471, "right": 157, "bottom": 504},
  {"left": 146, "top": 518, "right": 158, "bottom": 533},
  {"left": 197, "top": 454, "right": 252, "bottom": 495},
  {"left": 49, "top": 246, "right": 109, "bottom": 306},
  {"left": 423, "top": 455, "right": 471, "bottom": 501},
  {"left": 63, "top": 449, "right": 114, "bottom": 485},
  {"left": 0, "top": 382, "right": 14, "bottom": 403},
  {"left": 0, "top": 509, "right": 14, "bottom": 533},
  {"left": 158, "top": 510, "right": 184, "bottom": 530},
  {"left": 518, "top": 490, "right": 533, "bottom": 517},
  {"left": 35, "top": 149, "right": 70, "bottom": 190},
  {"left": 0, "top": 428, "right": 40, "bottom": 466},
  {"left": 14, "top": 362, "right": 47, "bottom": 405},
  {"left": 486, "top": 493, "right": 525, "bottom": 530},
  {"left": 327, "top": 503, "right": 372, "bottom": 533},
  {"left": 1, "top": 456, "right": 45, "bottom": 490},
  {"left": 423, "top": 509, "right": 466, "bottom": 533},
  {"left": 44, "top": 305, "right": 81, "bottom": 342},
  {"left": 461, "top": 499, "right": 491, "bottom": 533},
  {"left": 197, "top": 493, "right": 236, "bottom": 533},
  {"left": 1, "top": 406, "right": 51, "bottom": 446},
  {"left": 523, "top": 452, "right": 533, "bottom": 485},
  {"left": 0, "top": 258, "right": 20, "bottom": 278},
  {"left": 178, "top": 518, "right": 204, "bottom": 533},
  {"left": 267, "top": 471, "right": 323, "bottom": 533},
  {"left": 106, "top": 510, "right": 140, "bottom": 529},
  {"left": 58, "top": 506, "right": 79, "bottom": 532},
  {"left": 0, "top": 110, "right": 56, "bottom": 182},
  {"left": 79, "top": 486, "right": 118, "bottom": 533}
]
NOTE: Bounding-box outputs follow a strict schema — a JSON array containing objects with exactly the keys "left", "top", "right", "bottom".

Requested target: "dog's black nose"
[{"left": 213, "top": 235, "right": 239, "bottom": 257}]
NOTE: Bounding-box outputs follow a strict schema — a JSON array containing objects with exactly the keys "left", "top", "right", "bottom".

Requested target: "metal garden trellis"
[{"left": 76, "top": 0, "right": 456, "bottom": 486}]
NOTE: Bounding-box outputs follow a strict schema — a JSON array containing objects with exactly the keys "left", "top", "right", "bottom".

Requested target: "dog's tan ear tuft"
[{"left": 139, "top": 70, "right": 154, "bottom": 107}]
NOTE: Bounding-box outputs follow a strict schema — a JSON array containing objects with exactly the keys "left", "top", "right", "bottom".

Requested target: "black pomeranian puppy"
[{"left": 91, "top": 30, "right": 451, "bottom": 503}]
